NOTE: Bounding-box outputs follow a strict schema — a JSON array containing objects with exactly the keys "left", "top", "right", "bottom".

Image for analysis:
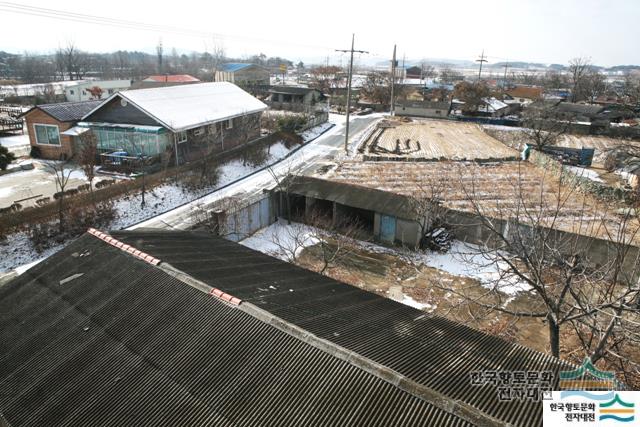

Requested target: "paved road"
[{"left": 130, "top": 114, "right": 380, "bottom": 230}]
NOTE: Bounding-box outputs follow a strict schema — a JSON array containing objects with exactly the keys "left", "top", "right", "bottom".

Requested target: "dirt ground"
[{"left": 362, "top": 118, "right": 517, "bottom": 161}]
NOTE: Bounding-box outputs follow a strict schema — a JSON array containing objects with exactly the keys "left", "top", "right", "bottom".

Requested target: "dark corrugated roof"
[
  {"left": 114, "top": 230, "right": 574, "bottom": 427},
  {"left": 290, "top": 176, "right": 417, "bottom": 219},
  {"left": 32, "top": 100, "right": 103, "bottom": 122},
  {"left": 0, "top": 233, "right": 470, "bottom": 427}
]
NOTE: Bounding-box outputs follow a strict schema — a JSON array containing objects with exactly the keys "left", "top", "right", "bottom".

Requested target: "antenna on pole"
[
  {"left": 476, "top": 49, "right": 488, "bottom": 80},
  {"left": 336, "top": 34, "right": 369, "bottom": 154}
]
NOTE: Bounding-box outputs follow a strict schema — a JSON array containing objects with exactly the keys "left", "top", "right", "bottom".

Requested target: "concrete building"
[
  {"left": 64, "top": 80, "right": 131, "bottom": 102},
  {"left": 267, "top": 86, "right": 323, "bottom": 112},
  {"left": 396, "top": 100, "right": 451, "bottom": 118},
  {"left": 215, "top": 63, "right": 270, "bottom": 87}
]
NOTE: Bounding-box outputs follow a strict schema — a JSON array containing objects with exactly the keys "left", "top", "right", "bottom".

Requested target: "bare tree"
[
  {"left": 521, "top": 102, "right": 570, "bottom": 150},
  {"left": 78, "top": 130, "right": 98, "bottom": 203},
  {"left": 206, "top": 38, "right": 226, "bottom": 82},
  {"left": 156, "top": 39, "right": 164, "bottom": 74},
  {"left": 309, "top": 65, "right": 343, "bottom": 94},
  {"left": 437, "top": 163, "right": 640, "bottom": 371},
  {"left": 420, "top": 63, "right": 436, "bottom": 81},
  {"left": 267, "top": 158, "right": 305, "bottom": 223},
  {"left": 46, "top": 158, "right": 76, "bottom": 233},
  {"left": 453, "top": 81, "right": 491, "bottom": 114},
  {"left": 303, "top": 212, "right": 367, "bottom": 275},
  {"left": 439, "top": 66, "right": 464, "bottom": 84},
  {"left": 568, "top": 56, "right": 593, "bottom": 102}
]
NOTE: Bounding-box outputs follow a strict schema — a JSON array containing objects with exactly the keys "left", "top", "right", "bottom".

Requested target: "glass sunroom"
[{"left": 75, "top": 122, "right": 172, "bottom": 157}]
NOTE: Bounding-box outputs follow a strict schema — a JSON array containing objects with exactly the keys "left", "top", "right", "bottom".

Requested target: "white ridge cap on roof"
[{"left": 85, "top": 82, "right": 267, "bottom": 132}]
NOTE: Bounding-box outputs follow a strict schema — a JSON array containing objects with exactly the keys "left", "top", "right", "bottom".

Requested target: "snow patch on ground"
[
  {"left": 482, "top": 124, "right": 525, "bottom": 132},
  {"left": 420, "top": 241, "right": 531, "bottom": 296},
  {"left": 241, "top": 221, "right": 531, "bottom": 297},
  {"left": 358, "top": 239, "right": 531, "bottom": 296},
  {"left": 240, "top": 221, "right": 319, "bottom": 262},
  {"left": 564, "top": 165, "right": 603, "bottom": 183},
  {"left": 0, "top": 133, "right": 29, "bottom": 147},
  {"left": 300, "top": 122, "right": 334, "bottom": 142}
]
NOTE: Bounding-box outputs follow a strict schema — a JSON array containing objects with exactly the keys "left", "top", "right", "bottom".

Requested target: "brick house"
[{"left": 21, "top": 100, "right": 102, "bottom": 160}]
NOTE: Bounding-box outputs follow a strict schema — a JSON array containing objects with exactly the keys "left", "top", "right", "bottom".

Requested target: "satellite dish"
[{"left": 120, "top": 98, "right": 128, "bottom": 107}]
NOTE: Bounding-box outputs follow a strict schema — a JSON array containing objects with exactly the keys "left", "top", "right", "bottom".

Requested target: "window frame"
[
  {"left": 176, "top": 131, "right": 187, "bottom": 144},
  {"left": 33, "top": 123, "right": 61, "bottom": 146}
]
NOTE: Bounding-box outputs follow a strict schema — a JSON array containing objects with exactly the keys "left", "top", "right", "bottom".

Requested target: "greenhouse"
[{"left": 76, "top": 122, "right": 172, "bottom": 157}]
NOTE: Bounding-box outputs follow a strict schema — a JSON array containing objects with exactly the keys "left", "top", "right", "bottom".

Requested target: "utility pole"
[
  {"left": 390, "top": 44, "right": 397, "bottom": 116},
  {"left": 476, "top": 49, "right": 488, "bottom": 81},
  {"left": 503, "top": 60, "right": 509, "bottom": 92},
  {"left": 336, "top": 34, "right": 368, "bottom": 154}
]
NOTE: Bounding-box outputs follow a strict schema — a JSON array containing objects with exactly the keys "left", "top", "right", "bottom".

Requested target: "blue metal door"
[{"left": 380, "top": 215, "right": 396, "bottom": 243}]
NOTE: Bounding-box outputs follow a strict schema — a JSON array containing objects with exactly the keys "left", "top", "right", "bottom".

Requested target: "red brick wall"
[{"left": 24, "top": 109, "right": 75, "bottom": 160}]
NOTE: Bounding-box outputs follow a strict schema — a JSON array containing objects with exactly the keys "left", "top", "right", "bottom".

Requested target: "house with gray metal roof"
[{"left": 0, "top": 228, "right": 572, "bottom": 427}]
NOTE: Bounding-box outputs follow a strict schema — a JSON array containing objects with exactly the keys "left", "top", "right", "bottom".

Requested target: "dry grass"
[{"left": 318, "top": 159, "right": 640, "bottom": 244}]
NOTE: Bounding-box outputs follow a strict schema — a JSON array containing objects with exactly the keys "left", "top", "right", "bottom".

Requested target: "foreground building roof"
[{"left": 0, "top": 229, "right": 571, "bottom": 426}]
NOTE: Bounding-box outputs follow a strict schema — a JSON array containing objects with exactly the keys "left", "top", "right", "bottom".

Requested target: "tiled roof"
[
  {"left": 143, "top": 74, "right": 200, "bottom": 83},
  {"left": 27, "top": 100, "right": 103, "bottom": 122}
]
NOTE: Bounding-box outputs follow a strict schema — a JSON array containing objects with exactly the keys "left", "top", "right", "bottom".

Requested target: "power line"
[{"left": 0, "top": 1, "right": 335, "bottom": 52}]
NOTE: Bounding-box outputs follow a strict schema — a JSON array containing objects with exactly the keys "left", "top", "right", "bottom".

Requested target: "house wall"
[
  {"left": 215, "top": 67, "right": 270, "bottom": 86},
  {"left": 65, "top": 80, "right": 131, "bottom": 102},
  {"left": 24, "top": 109, "right": 75, "bottom": 160},
  {"left": 84, "top": 96, "right": 162, "bottom": 126},
  {"left": 397, "top": 105, "right": 449, "bottom": 118}
]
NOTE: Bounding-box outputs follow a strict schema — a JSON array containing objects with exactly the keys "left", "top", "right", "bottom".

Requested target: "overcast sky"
[{"left": 1, "top": 0, "right": 638, "bottom": 67}]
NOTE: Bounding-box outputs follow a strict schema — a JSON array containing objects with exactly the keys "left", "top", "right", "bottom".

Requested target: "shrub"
[
  {"left": 30, "top": 145, "right": 41, "bottom": 159},
  {"left": 28, "top": 201, "right": 117, "bottom": 253},
  {"left": 276, "top": 115, "right": 308, "bottom": 133},
  {"left": 0, "top": 145, "right": 16, "bottom": 170}
]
